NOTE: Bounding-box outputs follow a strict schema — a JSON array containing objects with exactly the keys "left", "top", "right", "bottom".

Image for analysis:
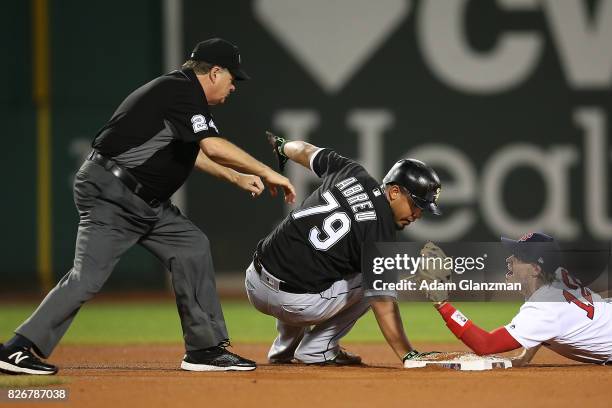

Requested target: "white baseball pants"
[{"left": 245, "top": 262, "right": 370, "bottom": 363}]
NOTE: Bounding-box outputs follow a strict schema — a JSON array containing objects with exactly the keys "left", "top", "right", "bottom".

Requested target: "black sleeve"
[
  {"left": 363, "top": 217, "right": 396, "bottom": 243},
  {"left": 311, "top": 149, "right": 358, "bottom": 178},
  {"left": 166, "top": 81, "right": 220, "bottom": 143},
  {"left": 362, "top": 203, "right": 398, "bottom": 298}
]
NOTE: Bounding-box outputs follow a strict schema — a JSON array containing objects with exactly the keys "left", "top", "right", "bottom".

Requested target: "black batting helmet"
[{"left": 382, "top": 159, "right": 442, "bottom": 215}]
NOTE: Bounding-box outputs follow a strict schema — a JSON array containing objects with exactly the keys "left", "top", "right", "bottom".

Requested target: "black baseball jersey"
[
  {"left": 257, "top": 149, "right": 397, "bottom": 293},
  {"left": 92, "top": 69, "right": 218, "bottom": 201}
]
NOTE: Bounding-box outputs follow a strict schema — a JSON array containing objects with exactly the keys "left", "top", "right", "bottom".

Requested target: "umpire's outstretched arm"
[
  {"left": 200, "top": 137, "right": 296, "bottom": 203},
  {"left": 195, "top": 150, "right": 265, "bottom": 197}
]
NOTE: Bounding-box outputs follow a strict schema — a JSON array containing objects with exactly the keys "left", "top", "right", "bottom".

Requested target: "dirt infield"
[{"left": 3, "top": 343, "right": 610, "bottom": 408}]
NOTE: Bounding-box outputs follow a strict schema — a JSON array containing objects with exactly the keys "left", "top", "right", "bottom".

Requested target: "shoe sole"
[
  {"left": 0, "top": 360, "right": 58, "bottom": 375},
  {"left": 180, "top": 361, "right": 256, "bottom": 372}
]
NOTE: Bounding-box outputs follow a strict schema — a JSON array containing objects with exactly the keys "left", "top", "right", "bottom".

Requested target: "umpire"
[{"left": 0, "top": 38, "right": 295, "bottom": 375}]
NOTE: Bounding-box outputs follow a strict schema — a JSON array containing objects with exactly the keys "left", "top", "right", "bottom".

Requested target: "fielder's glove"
[
  {"left": 266, "top": 130, "right": 289, "bottom": 172},
  {"left": 416, "top": 242, "right": 452, "bottom": 303}
]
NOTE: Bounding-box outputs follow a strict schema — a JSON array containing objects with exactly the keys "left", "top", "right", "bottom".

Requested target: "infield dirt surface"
[{"left": 2, "top": 343, "right": 610, "bottom": 408}]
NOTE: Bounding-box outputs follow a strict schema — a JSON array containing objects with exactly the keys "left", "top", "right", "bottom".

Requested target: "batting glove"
[{"left": 266, "top": 130, "right": 289, "bottom": 172}]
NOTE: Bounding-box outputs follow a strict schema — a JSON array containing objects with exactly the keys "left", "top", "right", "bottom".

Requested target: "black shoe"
[
  {"left": 332, "top": 348, "right": 362, "bottom": 365},
  {"left": 305, "top": 348, "right": 363, "bottom": 366},
  {"left": 181, "top": 342, "right": 256, "bottom": 372},
  {"left": 0, "top": 344, "right": 58, "bottom": 375}
]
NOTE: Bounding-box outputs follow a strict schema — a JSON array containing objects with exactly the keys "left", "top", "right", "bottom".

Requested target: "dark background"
[{"left": 2, "top": 0, "right": 611, "bottom": 290}]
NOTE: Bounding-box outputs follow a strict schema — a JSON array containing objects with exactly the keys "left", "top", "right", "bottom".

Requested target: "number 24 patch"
[
  {"left": 191, "top": 114, "right": 208, "bottom": 132},
  {"left": 191, "top": 114, "right": 218, "bottom": 133}
]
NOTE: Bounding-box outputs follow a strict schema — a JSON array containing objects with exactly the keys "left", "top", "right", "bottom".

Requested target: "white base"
[
  {"left": 403, "top": 354, "right": 512, "bottom": 371},
  {"left": 180, "top": 361, "right": 256, "bottom": 372}
]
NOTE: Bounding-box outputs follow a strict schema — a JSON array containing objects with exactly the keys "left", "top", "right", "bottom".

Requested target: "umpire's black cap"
[
  {"left": 190, "top": 38, "right": 250, "bottom": 80},
  {"left": 382, "top": 158, "right": 442, "bottom": 215}
]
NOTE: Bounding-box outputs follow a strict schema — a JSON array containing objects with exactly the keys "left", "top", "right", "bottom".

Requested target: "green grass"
[
  {"left": 0, "top": 301, "right": 521, "bottom": 344},
  {"left": 0, "top": 376, "right": 68, "bottom": 388}
]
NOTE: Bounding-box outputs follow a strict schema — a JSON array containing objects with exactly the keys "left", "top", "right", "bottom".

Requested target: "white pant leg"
[
  {"left": 245, "top": 262, "right": 368, "bottom": 363},
  {"left": 289, "top": 274, "right": 369, "bottom": 363},
  {"left": 245, "top": 263, "right": 271, "bottom": 315},
  {"left": 245, "top": 263, "right": 315, "bottom": 362},
  {"left": 294, "top": 291, "right": 370, "bottom": 363},
  {"left": 267, "top": 320, "right": 305, "bottom": 363}
]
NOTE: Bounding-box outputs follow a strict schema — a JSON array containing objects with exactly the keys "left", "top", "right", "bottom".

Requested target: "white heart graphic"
[{"left": 254, "top": 0, "right": 411, "bottom": 94}]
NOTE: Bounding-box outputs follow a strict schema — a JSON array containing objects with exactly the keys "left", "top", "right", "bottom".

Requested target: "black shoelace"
[{"left": 218, "top": 340, "right": 232, "bottom": 349}]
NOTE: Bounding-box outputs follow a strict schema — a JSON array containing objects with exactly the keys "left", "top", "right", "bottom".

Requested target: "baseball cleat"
[
  {"left": 332, "top": 348, "right": 362, "bottom": 365},
  {"left": 181, "top": 342, "right": 256, "bottom": 372},
  {"left": 305, "top": 348, "right": 363, "bottom": 366},
  {"left": 0, "top": 344, "right": 58, "bottom": 375}
]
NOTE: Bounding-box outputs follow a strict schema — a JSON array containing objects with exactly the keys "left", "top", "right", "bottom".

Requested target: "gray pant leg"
[
  {"left": 267, "top": 320, "right": 305, "bottom": 362},
  {"left": 294, "top": 294, "right": 370, "bottom": 363},
  {"left": 16, "top": 166, "right": 145, "bottom": 358},
  {"left": 140, "top": 204, "right": 228, "bottom": 351},
  {"left": 245, "top": 264, "right": 304, "bottom": 361},
  {"left": 246, "top": 264, "right": 368, "bottom": 363}
]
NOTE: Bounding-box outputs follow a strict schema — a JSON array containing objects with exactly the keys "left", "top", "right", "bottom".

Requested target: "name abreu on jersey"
[
  {"left": 334, "top": 176, "right": 378, "bottom": 222},
  {"left": 258, "top": 149, "right": 396, "bottom": 293}
]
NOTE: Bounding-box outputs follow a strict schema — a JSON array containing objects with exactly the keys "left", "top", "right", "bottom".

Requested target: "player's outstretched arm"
[
  {"left": 195, "top": 150, "right": 264, "bottom": 197},
  {"left": 369, "top": 297, "right": 415, "bottom": 362},
  {"left": 282, "top": 141, "right": 320, "bottom": 169},
  {"left": 200, "top": 137, "right": 296, "bottom": 203},
  {"left": 434, "top": 301, "right": 522, "bottom": 356},
  {"left": 266, "top": 131, "right": 320, "bottom": 171},
  {"left": 416, "top": 242, "right": 523, "bottom": 357}
]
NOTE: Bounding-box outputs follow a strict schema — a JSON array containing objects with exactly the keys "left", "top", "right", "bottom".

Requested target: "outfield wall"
[{"left": 2, "top": 0, "right": 611, "bottom": 290}]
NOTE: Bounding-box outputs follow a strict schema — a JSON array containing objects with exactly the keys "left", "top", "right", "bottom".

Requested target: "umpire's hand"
[
  {"left": 262, "top": 168, "right": 296, "bottom": 204},
  {"left": 234, "top": 173, "right": 265, "bottom": 197}
]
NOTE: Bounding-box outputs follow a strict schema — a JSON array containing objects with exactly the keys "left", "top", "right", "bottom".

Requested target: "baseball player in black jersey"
[
  {"left": 0, "top": 38, "right": 296, "bottom": 375},
  {"left": 245, "top": 134, "right": 442, "bottom": 365}
]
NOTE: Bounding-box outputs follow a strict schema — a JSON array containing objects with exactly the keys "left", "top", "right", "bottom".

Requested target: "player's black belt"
[
  {"left": 87, "top": 150, "right": 162, "bottom": 208},
  {"left": 252, "top": 252, "right": 308, "bottom": 294}
]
